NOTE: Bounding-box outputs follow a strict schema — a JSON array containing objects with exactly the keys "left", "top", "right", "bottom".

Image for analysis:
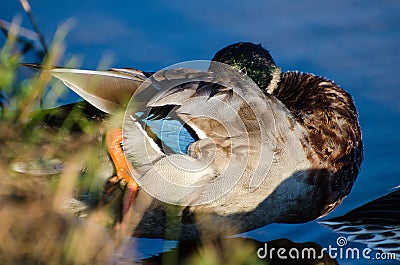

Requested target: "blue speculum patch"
[{"left": 142, "top": 116, "right": 195, "bottom": 154}]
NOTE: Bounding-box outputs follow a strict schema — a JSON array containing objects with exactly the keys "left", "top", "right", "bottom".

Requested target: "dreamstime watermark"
[{"left": 256, "top": 236, "right": 398, "bottom": 261}]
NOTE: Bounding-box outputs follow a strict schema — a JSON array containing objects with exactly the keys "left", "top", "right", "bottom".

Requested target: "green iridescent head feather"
[{"left": 211, "top": 42, "right": 278, "bottom": 90}]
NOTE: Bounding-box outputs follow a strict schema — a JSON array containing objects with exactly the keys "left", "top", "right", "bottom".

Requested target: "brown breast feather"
[{"left": 273, "top": 72, "right": 363, "bottom": 217}]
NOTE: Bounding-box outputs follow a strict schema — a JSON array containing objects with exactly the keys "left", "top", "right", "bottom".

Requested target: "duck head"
[{"left": 211, "top": 42, "right": 281, "bottom": 93}]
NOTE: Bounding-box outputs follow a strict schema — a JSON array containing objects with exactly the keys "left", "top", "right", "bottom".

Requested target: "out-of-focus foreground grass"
[{"left": 0, "top": 26, "right": 119, "bottom": 265}]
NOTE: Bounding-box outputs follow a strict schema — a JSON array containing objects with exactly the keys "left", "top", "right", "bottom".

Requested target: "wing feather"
[{"left": 48, "top": 68, "right": 148, "bottom": 114}]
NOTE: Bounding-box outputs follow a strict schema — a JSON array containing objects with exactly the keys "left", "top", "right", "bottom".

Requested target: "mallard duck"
[{"left": 24, "top": 42, "right": 363, "bottom": 240}]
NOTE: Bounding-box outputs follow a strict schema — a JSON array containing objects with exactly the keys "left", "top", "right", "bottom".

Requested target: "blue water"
[{"left": 1, "top": 1, "right": 399, "bottom": 264}]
